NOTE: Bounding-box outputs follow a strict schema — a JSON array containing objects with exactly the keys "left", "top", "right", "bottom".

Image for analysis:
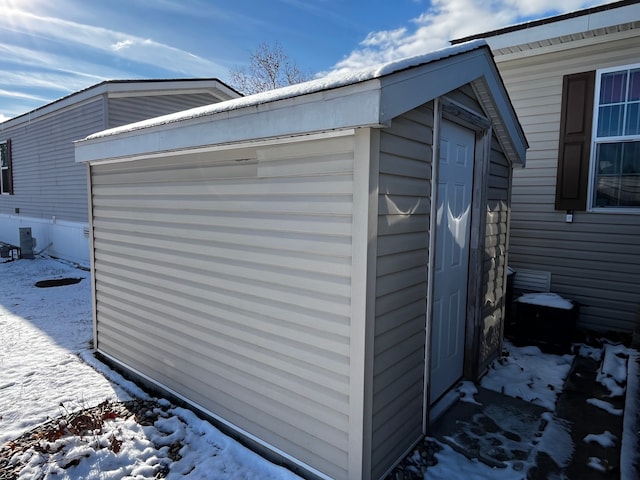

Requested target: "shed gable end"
[{"left": 108, "top": 93, "right": 223, "bottom": 128}]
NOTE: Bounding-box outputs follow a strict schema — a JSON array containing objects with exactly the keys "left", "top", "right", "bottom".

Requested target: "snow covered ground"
[
  {"left": 0, "top": 258, "right": 299, "bottom": 479},
  {"left": 0, "top": 257, "right": 635, "bottom": 479}
]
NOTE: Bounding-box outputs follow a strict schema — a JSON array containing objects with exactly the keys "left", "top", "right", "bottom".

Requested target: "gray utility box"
[{"left": 19, "top": 227, "right": 35, "bottom": 259}]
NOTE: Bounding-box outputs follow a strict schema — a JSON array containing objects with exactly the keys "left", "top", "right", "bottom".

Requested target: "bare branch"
[{"left": 229, "top": 42, "right": 311, "bottom": 95}]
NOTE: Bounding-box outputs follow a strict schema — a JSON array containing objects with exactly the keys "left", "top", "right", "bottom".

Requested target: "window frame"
[
  {"left": 588, "top": 63, "right": 640, "bottom": 213},
  {"left": 0, "top": 139, "right": 12, "bottom": 195}
]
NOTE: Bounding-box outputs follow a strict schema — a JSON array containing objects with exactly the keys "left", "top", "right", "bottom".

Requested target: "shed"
[{"left": 75, "top": 40, "right": 527, "bottom": 480}]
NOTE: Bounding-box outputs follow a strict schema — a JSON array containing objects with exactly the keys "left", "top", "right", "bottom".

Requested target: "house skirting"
[{"left": 0, "top": 214, "right": 89, "bottom": 266}]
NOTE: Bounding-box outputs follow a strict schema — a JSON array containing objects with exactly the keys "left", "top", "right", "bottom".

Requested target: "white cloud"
[
  {"left": 0, "top": 89, "right": 49, "bottom": 102},
  {"left": 361, "top": 28, "right": 409, "bottom": 48},
  {"left": 0, "top": 69, "right": 98, "bottom": 94},
  {"left": 0, "top": 8, "right": 228, "bottom": 77},
  {"left": 0, "top": 4, "right": 235, "bottom": 119},
  {"left": 0, "top": 41, "right": 142, "bottom": 108},
  {"left": 112, "top": 39, "right": 134, "bottom": 51},
  {"left": 329, "top": 0, "right": 611, "bottom": 74}
]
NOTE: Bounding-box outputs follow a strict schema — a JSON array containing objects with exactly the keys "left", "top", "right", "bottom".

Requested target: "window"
[
  {"left": 555, "top": 67, "right": 640, "bottom": 212},
  {"left": 0, "top": 139, "right": 12, "bottom": 195},
  {"left": 591, "top": 65, "right": 640, "bottom": 209}
]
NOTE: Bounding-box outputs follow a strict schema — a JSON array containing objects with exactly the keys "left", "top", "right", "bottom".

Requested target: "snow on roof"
[
  {"left": 1, "top": 78, "right": 236, "bottom": 130},
  {"left": 451, "top": 0, "right": 638, "bottom": 44},
  {"left": 85, "top": 40, "right": 488, "bottom": 141}
]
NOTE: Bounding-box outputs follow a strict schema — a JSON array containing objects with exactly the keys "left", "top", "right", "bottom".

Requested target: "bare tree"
[{"left": 229, "top": 42, "right": 311, "bottom": 95}]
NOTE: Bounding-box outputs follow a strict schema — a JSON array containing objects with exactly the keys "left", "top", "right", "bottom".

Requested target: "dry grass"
[{"left": 0, "top": 399, "right": 182, "bottom": 480}]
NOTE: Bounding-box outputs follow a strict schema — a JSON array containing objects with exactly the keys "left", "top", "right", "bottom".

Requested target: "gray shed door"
[{"left": 429, "top": 119, "right": 474, "bottom": 403}]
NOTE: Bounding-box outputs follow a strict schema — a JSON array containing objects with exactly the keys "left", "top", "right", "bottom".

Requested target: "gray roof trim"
[
  {"left": 81, "top": 40, "right": 489, "bottom": 142},
  {"left": 0, "top": 78, "right": 240, "bottom": 130},
  {"left": 377, "top": 48, "right": 527, "bottom": 165},
  {"left": 75, "top": 43, "right": 527, "bottom": 167},
  {"left": 75, "top": 80, "right": 385, "bottom": 163},
  {"left": 451, "top": 0, "right": 639, "bottom": 45}
]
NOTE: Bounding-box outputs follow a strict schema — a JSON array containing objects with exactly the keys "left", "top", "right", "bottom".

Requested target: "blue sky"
[{"left": 0, "top": 0, "right": 615, "bottom": 121}]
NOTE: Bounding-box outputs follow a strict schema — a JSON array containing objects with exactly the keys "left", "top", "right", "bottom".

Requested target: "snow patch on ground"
[
  {"left": 11, "top": 401, "right": 299, "bottom": 480},
  {"left": 0, "top": 260, "right": 126, "bottom": 445},
  {"left": 456, "top": 381, "right": 481, "bottom": 405},
  {"left": 584, "top": 431, "right": 617, "bottom": 448},
  {"left": 621, "top": 349, "right": 640, "bottom": 480},
  {"left": 588, "top": 456, "right": 614, "bottom": 473},
  {"left": 14, "top": 413, "right": 169, "bottom": 479},
  {"left": 575, "top": 344, "right": 602, "bottom": 362},
  {"left": 0, "top": 258, "right": 301, "bottom": 480},
  {"left": 596, "top": 343, "right": 629, "bottom": 397},
  {"left": 600, "top": 344, "right": 629, "bottom": 384},
  {"left": 480, "top": 342, "right": 573, "bottom": 410},
  {"left": 425, "top": 441, "right": 525, "bottom": 480},
  {"left": 533, "top": 412, "right": 574, "bottom": 469},
  {"left": 78, "top": 350, "right": 151, "bottom": 401},
  {"left": 586, "top": 398, "right": 623, "bottom": 416}
]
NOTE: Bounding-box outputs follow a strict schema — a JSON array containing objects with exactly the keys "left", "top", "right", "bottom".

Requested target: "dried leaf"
[
  {"left": 102, "top": 412, "right": 118, "bottom": 421},
  {"left": 108, "top": 434, "right": 122, "bottom": 454}
]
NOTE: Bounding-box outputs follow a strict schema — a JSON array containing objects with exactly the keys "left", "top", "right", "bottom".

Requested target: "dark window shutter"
[
  {"left": 555, "top": 71, "right": 595, "bottom": 211},
  {"left": 5, "top": 139, "right": 13, "bottom": 195}
]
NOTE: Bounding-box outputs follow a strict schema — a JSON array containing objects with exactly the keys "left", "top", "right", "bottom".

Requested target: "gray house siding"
[
  {"left": 371, "top": 104, "right": 433, "bottom": 479},
  {"left": 108, "top": 93, "right": 219, "bottom": 128},
  {"left": 90, "top": 136, "right": 356, "bottom": 480},
  {"left": 0, "top": 93, "right": 223, "bottom": 223},
  {"left": 494, "top": 32, "right": 640, "bottom": 332},
  {"left": 0, "top": 99, "right": 104, "bottom": 222},
  {"left": 0, "top": 92, "right": 230, "bottom": 225},
  {"left": 0, "top": 82, "right": 237, "bottom": 265}
]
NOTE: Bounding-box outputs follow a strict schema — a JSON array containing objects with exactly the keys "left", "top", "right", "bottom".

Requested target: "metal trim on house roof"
[
  {"left": 451, "top": 0, "right": 639, "bottom": 44},
  {"left": 0, "top": 78, "right": 240, "bottom": 130}
]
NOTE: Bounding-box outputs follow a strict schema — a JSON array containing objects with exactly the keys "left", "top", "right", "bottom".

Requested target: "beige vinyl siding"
[
  {"left": 107, "top": 93, "right": 219, "bottom": 128},
  {"left": 371, "top": 104, "right": 432, "bottom": 479},
  {"left": 495, "top": 32, "right": 640, "bottom": 332},
  {"left": 479, "top": 137, "right": 511, "bottom": 370},
  {"left": 444, "top": 84, "right": 486, "bottom": 113},
  {"left": 91, "top": 135, "right": 355, "bottom": 480},
  {"left": 0, "top": 99, "right": 104, "bottom": 221}
]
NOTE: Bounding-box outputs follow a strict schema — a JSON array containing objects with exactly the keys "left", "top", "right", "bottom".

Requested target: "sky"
[{"left": 0, "top": 0, "right": 618, "bottom": 122}]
